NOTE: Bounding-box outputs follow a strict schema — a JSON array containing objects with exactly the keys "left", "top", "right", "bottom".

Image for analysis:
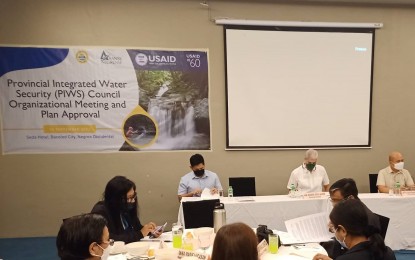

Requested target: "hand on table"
[
  {"left": 313, "top": 253, "right": 332, "bottom": 260},
  {"left": 210, "top": 188, "right": 218, "bottom": 195}
]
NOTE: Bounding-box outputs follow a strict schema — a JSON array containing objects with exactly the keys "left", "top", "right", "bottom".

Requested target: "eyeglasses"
[
  {"left": 100, "top": 239, "right": 114, "bottom": 246},
  {"left": 329, "top": 197, "right": 343, "bottom": 203},
  {"left": 126, "top": 193, "right": 137, "bottom": 202},
  {"left": 329, "top": 195, "right": 352, "bottom": 204}
]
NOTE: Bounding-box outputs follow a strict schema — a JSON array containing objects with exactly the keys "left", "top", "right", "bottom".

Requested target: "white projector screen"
[{"left": 225, "top": 26, "right": 375, "bottom": 149}]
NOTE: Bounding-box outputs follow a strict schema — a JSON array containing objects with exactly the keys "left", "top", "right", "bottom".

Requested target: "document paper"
[{"left": 285, "top": 212, "right": 333, "bottom": 243}]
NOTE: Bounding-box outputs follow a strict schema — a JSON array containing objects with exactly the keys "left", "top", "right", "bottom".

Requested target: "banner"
[{"left": 0, "top": 47, "right": 211, "bottom": 153}]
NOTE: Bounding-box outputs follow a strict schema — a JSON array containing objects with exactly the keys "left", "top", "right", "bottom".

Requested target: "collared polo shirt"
[
  {"left": 377, "top": 166, "right": 414, "bottom": 188},
  {"left": 178, "top": 170, "right": 223, "bottom": 196}
]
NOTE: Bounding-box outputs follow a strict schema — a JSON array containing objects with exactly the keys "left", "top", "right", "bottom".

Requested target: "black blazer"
[
  {"left": 91, "top": 201, "right": 144, "bottom": 243},
  {"left": 337, "top": 241, "right": 396, "bottom": 260}
]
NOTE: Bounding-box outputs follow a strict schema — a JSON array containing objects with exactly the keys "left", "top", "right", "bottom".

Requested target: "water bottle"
[
  {"left": 213, "top": 203, "right": 226, "bottom": 233},
  {"left": 394, "top": 181, "right": 401, "bottom": 195},
  {"left": 228, "top": 186, "right": 234, "bottom": 197},
  {"left": 289, "top": 184, "right": 296, "bottom": 198}
]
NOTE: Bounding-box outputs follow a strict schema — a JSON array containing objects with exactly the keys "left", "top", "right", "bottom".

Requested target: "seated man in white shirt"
[
  {"left": 377, "top": 151, "right": 414, "bottom": 193},
  {"left": 287, "top": 149, "right": 330, "bottom": 193},
  {"left": 177, "top": 154, "right": 223, "bottom": 201}
]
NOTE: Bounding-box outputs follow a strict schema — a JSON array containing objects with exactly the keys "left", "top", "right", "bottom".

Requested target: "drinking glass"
[
  {"left": 197, "top": 234, "right": 211, "bottom": 253},
  {"left": 268, "top": 233, "right": 278, "bottom": 254},
  {"left": 172, "top": 222, "right": 183, "bottom": 232},
  {"left": 172, "top": 229, "right": 183, "bottom": 249}
]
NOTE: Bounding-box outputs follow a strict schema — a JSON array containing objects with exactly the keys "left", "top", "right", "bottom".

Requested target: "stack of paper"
[{"left": 283, "top": 212, "right": 333, "bottom": 244}]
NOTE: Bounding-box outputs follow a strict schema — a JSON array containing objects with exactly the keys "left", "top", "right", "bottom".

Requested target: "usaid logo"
[
  {"left": 135, "top": 53, "right": 148, "bottom": 66},
  {"left": 135, "top": 53, "right": 177, "bottom": 66},
  {"left": 100, "top": 50, "right": 122, "bottom": 64}
]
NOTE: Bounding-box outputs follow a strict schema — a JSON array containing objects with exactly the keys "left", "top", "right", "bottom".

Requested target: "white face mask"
[
  {"left": 394, "top": 162, "right": 404, "bottom": 171},
  {"left": 92, "top": 244, "right": 110, "bottom": 260},
  {"left": 333, "top": 228, "right": 348, "bottom": 249}
]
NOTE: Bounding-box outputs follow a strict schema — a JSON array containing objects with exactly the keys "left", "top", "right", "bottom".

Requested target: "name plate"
[
  {"left": 178, "top": 249, "right": 209, "bottom": 260},
  {"left": 257, "top": 239, "right": 269, "bottom": 257},
  {"left": 303, "top": 192, "right": 326, "bottom": 199},
  {"left": 401, "top": 190, "right": 415, "bottom": 197}
]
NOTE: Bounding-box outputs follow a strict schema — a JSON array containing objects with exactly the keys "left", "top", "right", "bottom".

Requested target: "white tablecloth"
[
  {"left": 178, "top": 193, "right": 415, "bottom": 250},
  {"left": 109, "top": 232, "right": 326, "bottom": 260}
]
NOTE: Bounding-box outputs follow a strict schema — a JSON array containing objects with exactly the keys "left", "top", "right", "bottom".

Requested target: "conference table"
[
  {"left": 178, "top": 193, "right": 415, "bottom": 251},
  {"left": 108, "top": 231, "right": 326, "bottom": 260}
]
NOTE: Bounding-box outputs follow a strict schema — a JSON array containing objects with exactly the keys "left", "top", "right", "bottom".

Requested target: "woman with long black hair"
[{"left": 91, "top": 176, "right": 160, "bottom": 243}]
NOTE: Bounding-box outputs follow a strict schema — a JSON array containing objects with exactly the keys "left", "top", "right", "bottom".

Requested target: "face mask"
[
  {"left": 394, "top": 162, "right": 404, "bottom": 171},
  {"left": 127, "top": 202, "right": 135, "bottom": 210},
  {"left": 334, "top": 229, "right": 348, "bottom": 249},
  {"left": 92, "top": 244, "right": 110, "bottom": 260},
  {"left": 193, "top": 169, "right": 205, "bottom": 177},
  {"left": 305, "top": 163, "right": 316, "bottom": 172}
]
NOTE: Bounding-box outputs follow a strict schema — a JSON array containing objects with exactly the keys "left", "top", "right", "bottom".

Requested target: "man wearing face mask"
[
  {"left": 287, "top": 149, "right": 330, "bottom": 193},
  {"left": 377, "top": 151, "right": 414, "bottom": 193},
  {"left": 321, "top": 178, "right": 381, "bottom": 259},
  {"left": 178, "top": 153, "right": 223, "bottom": 201}
]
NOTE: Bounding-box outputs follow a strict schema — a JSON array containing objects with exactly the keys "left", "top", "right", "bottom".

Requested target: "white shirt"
[{"left": 287, "top": 164, "right": 329, "bottom": 193}]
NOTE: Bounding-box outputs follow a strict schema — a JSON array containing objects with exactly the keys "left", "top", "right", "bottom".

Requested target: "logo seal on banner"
[
  {"left": 75, "top": 50, "right": 88, "bottom": 63},
  {"left": 135, "top": 53, "right": 148, "bottom": 66}
]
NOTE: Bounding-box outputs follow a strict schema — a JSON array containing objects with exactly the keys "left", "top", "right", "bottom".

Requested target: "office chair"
[
  {"left": 375, "top": 213, "right": 390, "bottom": 239},
  {"left": 369, "top": 173, "right": 378, "bottom": 193},
  {"left": 182, "top": 199, "right": 219, "bottom": 229},
  {"left": 229, "top": 177, "right": 256, "bottom": 196}
]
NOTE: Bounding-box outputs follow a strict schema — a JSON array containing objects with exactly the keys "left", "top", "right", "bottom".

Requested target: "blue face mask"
[{"left": 334, "top": 228, "right": 348, "bottom": 249}]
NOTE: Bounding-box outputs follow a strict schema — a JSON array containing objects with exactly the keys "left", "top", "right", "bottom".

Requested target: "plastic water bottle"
[
  {"left": 394, "top": 181, "right": 401, "bottom": 196},
  {"left": 228, "top": 186, "right": 234, "bottom": 197},
  {"left": 289, "top": 184, "right": 296, "bottom": 197}
]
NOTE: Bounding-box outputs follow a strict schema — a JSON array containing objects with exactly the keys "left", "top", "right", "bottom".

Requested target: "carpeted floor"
[
  {"left": 0, "top": 237, "right": 414, "bottom": 260},
  {"left": 0, "top": 237, "right": 58, "bottom": 260}
]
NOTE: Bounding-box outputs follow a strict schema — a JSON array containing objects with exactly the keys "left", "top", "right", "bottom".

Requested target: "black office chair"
[
  {"left": 375, "top": 213, "right": 390, "bottom": 239},
  {"left": 369, "top": 173, "right": 378, "bottom": 193},
  {"left": 229, "top": 177, "right": 256, "bottom": 196},
  {"left": 182, "top": 199, "right": 219, "bottom": 229}
]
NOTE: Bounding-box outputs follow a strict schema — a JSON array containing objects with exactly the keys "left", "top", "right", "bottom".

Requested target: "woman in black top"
[
  {"left": 313, "top": 199, "right": 395, "bottom": 260},
  {"left": 91, "top": 176, "right": 161, "bottom": 243}
]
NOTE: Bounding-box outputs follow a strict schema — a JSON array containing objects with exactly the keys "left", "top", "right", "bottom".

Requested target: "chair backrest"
[
  {"left": 374, "top": 213, "right": 389, "bottom": 239},
  {"left": 182, "top": 199, "right": 219, "bottom": 229},
  {"left": 229, "top": 177, "right": 256, "bottom": 196},
  {"left": 369, "top": 173, "right": 378, "bottom": 193}
]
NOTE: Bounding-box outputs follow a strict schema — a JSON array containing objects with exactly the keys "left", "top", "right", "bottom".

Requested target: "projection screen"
[{"left": 224, "top": 25, "right": 375, "bottom": 149}]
